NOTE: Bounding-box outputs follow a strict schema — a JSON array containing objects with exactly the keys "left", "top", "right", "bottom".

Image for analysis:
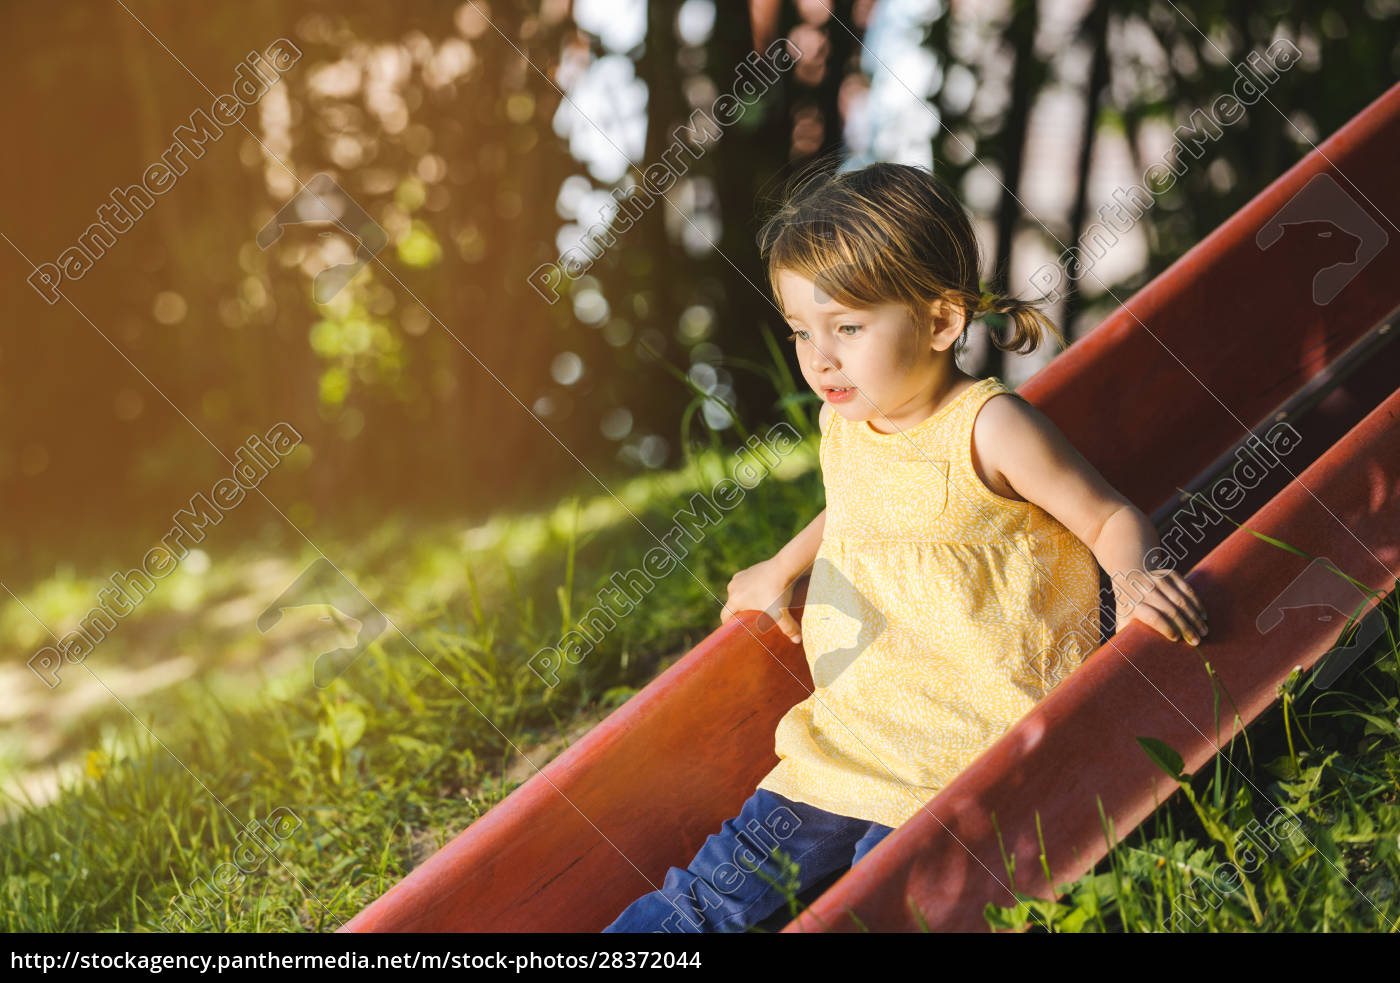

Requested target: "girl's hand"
[
  {"left": 1117, "top": 568, "right": 1209, "bottom": 646},
  {"left": 722, "top": 558, "right": 801, "bottom": 643}
]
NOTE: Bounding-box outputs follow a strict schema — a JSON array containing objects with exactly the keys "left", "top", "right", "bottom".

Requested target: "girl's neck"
[{"left": 865, "top": 365, "right": 976, "bottom": 435}]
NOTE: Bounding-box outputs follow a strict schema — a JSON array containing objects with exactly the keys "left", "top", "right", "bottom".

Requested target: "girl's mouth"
[{"left": 823, "top": 386, "right": 855, "bottom": 403}]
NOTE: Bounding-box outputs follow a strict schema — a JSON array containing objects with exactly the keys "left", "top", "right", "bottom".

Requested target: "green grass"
[{"left": 0, "top": 457, "right": 824, "bottom": 931}]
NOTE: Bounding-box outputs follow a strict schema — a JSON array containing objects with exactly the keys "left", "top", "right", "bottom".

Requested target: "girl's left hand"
[{"left": 1117, "top": 568, "right": 1209, "bottom": 646}]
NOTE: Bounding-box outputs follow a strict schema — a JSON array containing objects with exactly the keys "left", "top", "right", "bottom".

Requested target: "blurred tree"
[{"left": 2, "top": 0, "right": 1397, "bottom": 584}]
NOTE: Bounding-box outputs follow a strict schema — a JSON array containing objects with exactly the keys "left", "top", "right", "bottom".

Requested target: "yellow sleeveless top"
[{"left": 755, "top": 376, "right": 1104, "bottom": 828}]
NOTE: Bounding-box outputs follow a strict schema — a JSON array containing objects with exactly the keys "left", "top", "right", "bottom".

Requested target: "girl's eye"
[{"left": 786, "top": 326, "right": 857, "bottom": 341}]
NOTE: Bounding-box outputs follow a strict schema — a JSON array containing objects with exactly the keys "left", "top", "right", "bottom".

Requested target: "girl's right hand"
[{"left": 721, "top": 558, "right": 801, "bottom": 643}]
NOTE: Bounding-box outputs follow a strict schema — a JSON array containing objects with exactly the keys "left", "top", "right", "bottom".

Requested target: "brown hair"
[{"left": 755, "top": 157, "right": 1066, "bottom": 358}]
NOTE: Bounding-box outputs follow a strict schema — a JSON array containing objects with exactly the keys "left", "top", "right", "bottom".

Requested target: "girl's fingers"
[
  {"left": 1130, "top": 601, "right": 1180, "bottom": 643},
  {"left": 1155, "top": 571, "right": 1207, "bottom": 637},
  {"left": 1137, "top": 593, "right": 1200, "bottom": 645},
  {"left": 1164, "top": 570, "right": 1208, "bottom": 628},
  {"left": 777, "top": 609, "right": 801, "bottom": 643}
]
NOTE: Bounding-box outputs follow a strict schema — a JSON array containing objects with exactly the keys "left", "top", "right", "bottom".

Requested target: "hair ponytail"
[{"left": 971, "top": 290, "right": 1067, "bottom": 355}]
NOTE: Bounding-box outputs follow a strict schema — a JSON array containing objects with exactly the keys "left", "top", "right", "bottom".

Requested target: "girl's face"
[{"left": 776, "top": 269, "right": 950, "bottom": 433}]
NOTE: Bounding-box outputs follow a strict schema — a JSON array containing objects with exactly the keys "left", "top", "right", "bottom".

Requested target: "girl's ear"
[{"left": 923, "top": 296, "right": 967, "bottom": 352}]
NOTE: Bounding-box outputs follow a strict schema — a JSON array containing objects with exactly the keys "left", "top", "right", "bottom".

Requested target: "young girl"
[{"left": 602, "top": 161, "right": 1207, "bottom": 934}]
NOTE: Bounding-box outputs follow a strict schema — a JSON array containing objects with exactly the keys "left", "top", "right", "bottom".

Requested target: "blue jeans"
[{"left": 601, "top": 788, "right": 895, "bottom": 933}]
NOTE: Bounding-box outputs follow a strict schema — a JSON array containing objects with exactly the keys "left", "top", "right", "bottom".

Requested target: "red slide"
[{"left": 341, "top": 81, "right": 1400, "bottom": 933}]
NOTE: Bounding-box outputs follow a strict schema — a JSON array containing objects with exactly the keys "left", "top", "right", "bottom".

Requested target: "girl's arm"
[
  {"left": 720, "top": 509, "right": 823, "bottom": 643},
  {"left": 974, "top": 393, "right": 1209, "bottom": 646},
  {"left": 719, "top": 403, "right": 832, "bottom": 643},
  {"left": 771, "top": 507, "right": 826, "bottom": 582}
]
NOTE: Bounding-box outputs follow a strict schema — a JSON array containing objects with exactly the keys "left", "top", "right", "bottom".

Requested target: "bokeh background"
[{"left": 3, "top": 0, "right": 1399, "bottom": 931}]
